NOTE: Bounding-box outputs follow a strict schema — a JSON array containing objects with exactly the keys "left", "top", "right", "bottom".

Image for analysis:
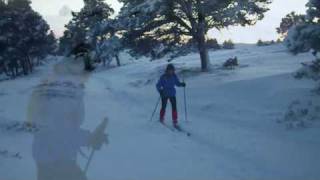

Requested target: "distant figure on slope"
[{"left": 156, "top": 64, "right": 186, "bottom": 127}]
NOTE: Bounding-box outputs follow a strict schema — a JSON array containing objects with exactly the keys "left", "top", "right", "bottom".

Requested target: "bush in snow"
[
  {"left": 223, "top": 57, "right": 239, "bottom": 69},
  {"left": 295, "top": 59, "right": 320, "bottom": 81},
  {"left": 0, "top": 149, "right": 22, "bottom": 159},
  {"left": 118, "top": 0, "right": 271, "bottom": 71},
  {"left": 280, "top": 99, "right": 320, "bottom": 129},
  {"left": 222, "top": 40, "right": 235, "bottom": 49}
]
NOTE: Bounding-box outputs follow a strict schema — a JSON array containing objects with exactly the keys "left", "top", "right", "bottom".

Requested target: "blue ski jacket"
[{"left": 156, "top": 74, "right": 184, "bottom": 97}]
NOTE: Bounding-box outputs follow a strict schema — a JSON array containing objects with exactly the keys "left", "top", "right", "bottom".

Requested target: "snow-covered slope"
[{"left": 1, "top": 44, "right": 319, "bottom": 180}]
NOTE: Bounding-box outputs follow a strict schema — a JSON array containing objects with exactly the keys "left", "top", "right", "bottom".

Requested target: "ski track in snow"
[{"left": 0, "top": 44, "right": 320, "bottom": 180}]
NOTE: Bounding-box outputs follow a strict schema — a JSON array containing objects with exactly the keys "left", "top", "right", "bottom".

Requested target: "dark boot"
[
  {"left": 172, "top": 110, "right": 178, "bottom": 127},
  {"left": 160, "top": 109, "right": 165, "bottom": 123}
]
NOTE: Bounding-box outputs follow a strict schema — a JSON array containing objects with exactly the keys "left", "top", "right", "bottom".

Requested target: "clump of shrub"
[
  {"left": 206, "top": 38, "right": 221, "bottom": 50},
  {"left": 279, "top": 99, "right": 320, "bottom": 129},
  {"left": 222, "top": 40, "right": 235, "bottom": 49},
  {"left": 257, "top": 39, "right": 276, "bottom": 46},
  {"left": 223, "top": 56, "right": 239, "bottom": 69},
  {"left": 295, "top": 59, "right": 320, "bottom": 81}
]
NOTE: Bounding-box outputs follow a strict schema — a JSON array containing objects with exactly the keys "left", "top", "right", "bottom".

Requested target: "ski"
[
  {"left": 160, "top": 122, "right": 175, "bottom": 132},
  {"left": 160, "top": 122, "right": 191, "bottom": 137},
  {"left": 174, "top": 125, "right": 191, "bottom": 137}
]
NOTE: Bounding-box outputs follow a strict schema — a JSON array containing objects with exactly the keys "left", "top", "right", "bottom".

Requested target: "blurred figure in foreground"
[{"left": 28, "top": 59, "right": 108, "bottom": 180}]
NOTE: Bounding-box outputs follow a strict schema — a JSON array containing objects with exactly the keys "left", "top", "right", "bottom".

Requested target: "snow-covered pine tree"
[
  {"left": 118, "top": 0, "right": 271, "bottom": 71},
  {"left": 96, "top": 35, "right": 122, "bottom": 66},
  {"left": 277, "top": 12, "right": 306, "bottom": 39},
  {"left": 285, "top": 0, "right": 320, "bottom": 89},
  {"left": 89, "top": 19, "right": 123, "bottom": 67},
  {"left": 59, "top": 0, "right": 114, "bottom": 57},
  {"left": 0, "top": 0, "right": 56, "bottom": 77},
  {"left": 285, "top": 0, "right": 320, "bottom": 55},
  {"left": 281, "top": 1, "right": 320, "bottom": 129}
]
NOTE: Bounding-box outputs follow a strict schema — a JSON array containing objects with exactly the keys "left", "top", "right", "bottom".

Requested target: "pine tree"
[
  {"left": 118, "top": 0, "right": 271, "bottom": 71},
  {"left": 222, "top": 40, "right": 235, "bottom": 49},
  {"left": 277, "top": 12, "right": 306, "bottom": 39},
  {"left": 90, "top": 19, "right": 123, "bottom": 66},
  {"left": 285, "top": 0, "right": 320, "bottom": 54},
  {"left": 285, "top": 0, "right": 320, "bottom": 87},
  {"left": 59, "top": 0, "right": 115, "bottom": 70},
  {"left": 206, "top": 38, "right": 221, "bottom": 50},
  {"left": 0, "top": 0, "right": 56, "bottom": 77},
  {"left": 59, "top": 0, "right": 114, "bottom": 56}
]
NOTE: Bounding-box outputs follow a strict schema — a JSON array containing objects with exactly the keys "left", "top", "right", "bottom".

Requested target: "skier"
[{"left": 156, "top": 64, "right": 186, "bottom": 127}]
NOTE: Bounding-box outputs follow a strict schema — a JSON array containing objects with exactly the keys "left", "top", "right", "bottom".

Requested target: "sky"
[{"left": 30, "top": 0, "right": 308, "bottom": 44}]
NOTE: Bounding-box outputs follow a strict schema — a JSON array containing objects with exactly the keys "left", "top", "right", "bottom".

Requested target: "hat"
[{"left": 166, "top": 64, "right": 175, "bottom": 72}]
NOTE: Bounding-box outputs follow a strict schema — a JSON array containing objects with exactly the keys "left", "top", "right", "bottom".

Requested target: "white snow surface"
[{"left": 1, "top": 44, "right": 320, "bottom": 180}]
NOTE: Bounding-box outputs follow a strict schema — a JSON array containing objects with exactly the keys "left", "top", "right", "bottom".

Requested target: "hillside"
[{"left": 0, "top": 44, "right": 319, "bottom": 180}]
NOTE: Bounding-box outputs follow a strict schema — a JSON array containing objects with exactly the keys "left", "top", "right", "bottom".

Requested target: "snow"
[
  {"left": 124, "top": 0, "right": 162, "bottom": 14},
  {"left": 1, "top": 44, "right": 320, "bottom": 180}
]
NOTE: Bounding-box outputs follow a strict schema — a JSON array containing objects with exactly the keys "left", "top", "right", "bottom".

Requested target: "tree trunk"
[
  {"left": 195, "top": 1, "right": 210, "bottom": 72},
  {"left": 37, "top": 58, "right": 41, "bottom": 66},
  {"left": 84, "top": 55, "right": 94, "bottom": 71},
  {"left": 22, "top": 62, "right": 28, "bottom": 75},
  {"left": 3, "top": 64, "right": 9, "bottom": 77},
  {"left": 26, "top": 56, "right": 33, "bottom": 73},
  {"left": 102, "top": 57, "right": 106, "bottom": 66},
  {"left": 8, "top": 62, "right": 15, "bottom": 78},
  {"left": 2, "top": 62, "right": 10, "bottom": 77},
  {"left": 196, "top": 32, "right": 210, "bottom": 71},
  {"left": 115, "top": 54, "right": 121, "bottom": 67},
  {"left": 9, "top": 60, "right": 18, "bottom": 77}
]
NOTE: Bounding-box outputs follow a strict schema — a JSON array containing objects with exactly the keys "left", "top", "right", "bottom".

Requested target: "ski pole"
[
  {"left": 84, "top": 118, "right": 109, "bottom": 174},
  {"left": 150, "top": 97, "right": 161, "bottom": 122},
  {"left": 84, "top": 149, "right": 95, "bottom": 174},
  {"left": 182, "top": 73, "right": 188, "bottom": 122}
]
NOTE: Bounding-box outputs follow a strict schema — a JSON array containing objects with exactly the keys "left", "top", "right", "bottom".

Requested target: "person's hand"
[
  {"left": 181, "top": 82, "right": 186, "bottom": 87},
  {"left": 89, "top": 132, "right": 108, "bottom": 150},
  {"left": 159, "top": 90, "right": 165, "bottom": 97}
]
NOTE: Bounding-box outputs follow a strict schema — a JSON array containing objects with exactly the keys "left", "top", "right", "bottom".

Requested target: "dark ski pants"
[{"left": 160, "top": 96, "right": 178, "bottom": 125}]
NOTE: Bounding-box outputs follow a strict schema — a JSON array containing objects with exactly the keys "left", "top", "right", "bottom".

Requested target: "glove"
[
  {"left": 89, "top": 132, "right": 108, "bottom": 150},
  {"left": 159, "top": 90, "right": 165, "bottom": 97},
  {"left": 181, "top": 82, "right": 186, "bottom": 87},
  {"left": 88, "top": 118, "right": 109, "bottom": 150}
]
